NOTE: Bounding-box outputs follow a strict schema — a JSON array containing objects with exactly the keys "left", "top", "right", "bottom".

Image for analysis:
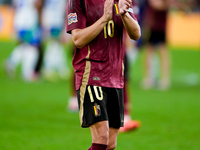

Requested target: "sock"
[{"left": 88, "top": 143, "right": 108, "bottom": 150}]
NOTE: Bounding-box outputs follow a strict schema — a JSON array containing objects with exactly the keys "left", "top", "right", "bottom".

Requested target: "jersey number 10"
[{"left": 104, "top": 20, "right": 114, "bottom": 38}]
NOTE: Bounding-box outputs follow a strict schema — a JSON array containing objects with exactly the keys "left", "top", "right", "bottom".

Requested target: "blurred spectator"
[
  {"left": 120, "top": 38, "right": 141, "bottom": 132},
  {"left": 119, "top": 0, "right": 141, "bottom": 132},
  {"left": 40, "top": 0, "right": 69, "bottom": 82},
  {"left": 141, "top": 0, "right": 172, "bottom": 90},
  {"left": 136, "top": 0, "right": 148, "bottom": 47},
  {"left": 4, "top": 0, "right": 42, "bottom": 81},
  {"left": 140, "top": 0, "right": 196, "bottom": 90}
]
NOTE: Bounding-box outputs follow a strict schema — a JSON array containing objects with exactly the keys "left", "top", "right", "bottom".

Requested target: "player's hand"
[
  {"left": 103, "top": 0, "right": 114, "bottom": 22},
  {"left": 118, "top": 0, "right": 132, "bottom": 15}
]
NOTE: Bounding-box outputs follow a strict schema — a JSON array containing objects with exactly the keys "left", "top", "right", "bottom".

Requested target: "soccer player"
[
  {"left": 119, "top": 0, "right": 141, "bottom": 132},
  {"left": 5, "top": 0, "right": 42, "bottom": 81},
  {"left": 39, "top": 0, "right": 69, "bottom": 81},
  {"left": 119, "top": 50, "right": 141, "bottom": 133},
  {"left": 141, "top": 0, "right": 185, "bottom": 90},
  {"left": 66, "top": 0, "right": 141, "bottom": 149},
  {"left": 141, "top": 0, "right": 171, "bottom": 90}
]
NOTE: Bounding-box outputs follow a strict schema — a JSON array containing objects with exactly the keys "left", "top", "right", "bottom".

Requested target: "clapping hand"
[
  {"left": 104, "top": 0, "right": 114, "bottom": 22},
  {"left": 118, "top": 0, "right": 132, "bottom": 15}
]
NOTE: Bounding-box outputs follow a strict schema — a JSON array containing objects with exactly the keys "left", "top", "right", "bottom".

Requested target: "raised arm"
[
  {"left": 71, "top": 0, "right": 114, "bottom": 49},
  {"left": 118, "top": 0, "right": 141, "bottom": 41}
]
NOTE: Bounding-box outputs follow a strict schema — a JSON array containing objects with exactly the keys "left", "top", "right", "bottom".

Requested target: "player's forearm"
[
  {"left": 71, "top": 17, "right": 108, "bottom": 49},
  {"left": 121, "top": 13, "right": 141, "bottom": 41}
]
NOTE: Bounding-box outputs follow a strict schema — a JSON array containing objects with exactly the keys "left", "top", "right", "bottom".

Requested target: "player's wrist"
[
  {"left": 120, "top": 12, "right": 128, "bottom": 18},
  {"left": 101, "top": 14, "right": 110, "bottom": 25}
]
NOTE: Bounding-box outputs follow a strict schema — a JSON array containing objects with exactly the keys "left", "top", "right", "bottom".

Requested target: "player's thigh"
[{"left": 77, "top": 85, "right": 109, "bottom": 127}]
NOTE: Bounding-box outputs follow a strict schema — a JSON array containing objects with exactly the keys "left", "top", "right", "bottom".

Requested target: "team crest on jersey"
[
  {"left": 93, "top": 103, "right": 101, "bottom": 117},
  {"left": 68, "top": 13, "right": 78, "bottom": 25}
]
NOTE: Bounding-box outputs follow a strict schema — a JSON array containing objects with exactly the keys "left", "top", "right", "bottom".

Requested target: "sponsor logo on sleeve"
[{"left": 68, "top": 13, "right": 78, "bottom": 25}]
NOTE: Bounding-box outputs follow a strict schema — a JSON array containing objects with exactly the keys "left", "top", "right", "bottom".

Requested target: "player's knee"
[
  {"left": 107, "top": 136, "right": 117, "bottom": 150},
  {"left": 107, "top": 142, "right": 117, "bottom": 150},
  {"left": 98, "top": 132, "right": 109, "bottom": 144}
]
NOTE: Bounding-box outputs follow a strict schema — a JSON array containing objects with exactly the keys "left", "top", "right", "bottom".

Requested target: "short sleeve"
[{"left": 66, "top": 0, "right": 87, "bottom": 34}]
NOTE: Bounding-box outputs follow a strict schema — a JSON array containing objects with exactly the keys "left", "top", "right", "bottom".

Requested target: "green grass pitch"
[{"left": 0, "top": 41, "right": 200, "bottom": 150}]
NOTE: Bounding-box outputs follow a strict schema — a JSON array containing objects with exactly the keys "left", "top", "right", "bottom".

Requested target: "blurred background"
[{"left": 0, "top": 0, "right": 200, "bottom": 149}]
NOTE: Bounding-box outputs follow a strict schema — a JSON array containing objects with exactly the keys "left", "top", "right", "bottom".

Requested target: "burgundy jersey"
[
  {"left": 147, "top": 0, "right": 168, "bottom": 32},
  {"left": 66, "top": 0, "right": 137, "bottom": 90}
]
